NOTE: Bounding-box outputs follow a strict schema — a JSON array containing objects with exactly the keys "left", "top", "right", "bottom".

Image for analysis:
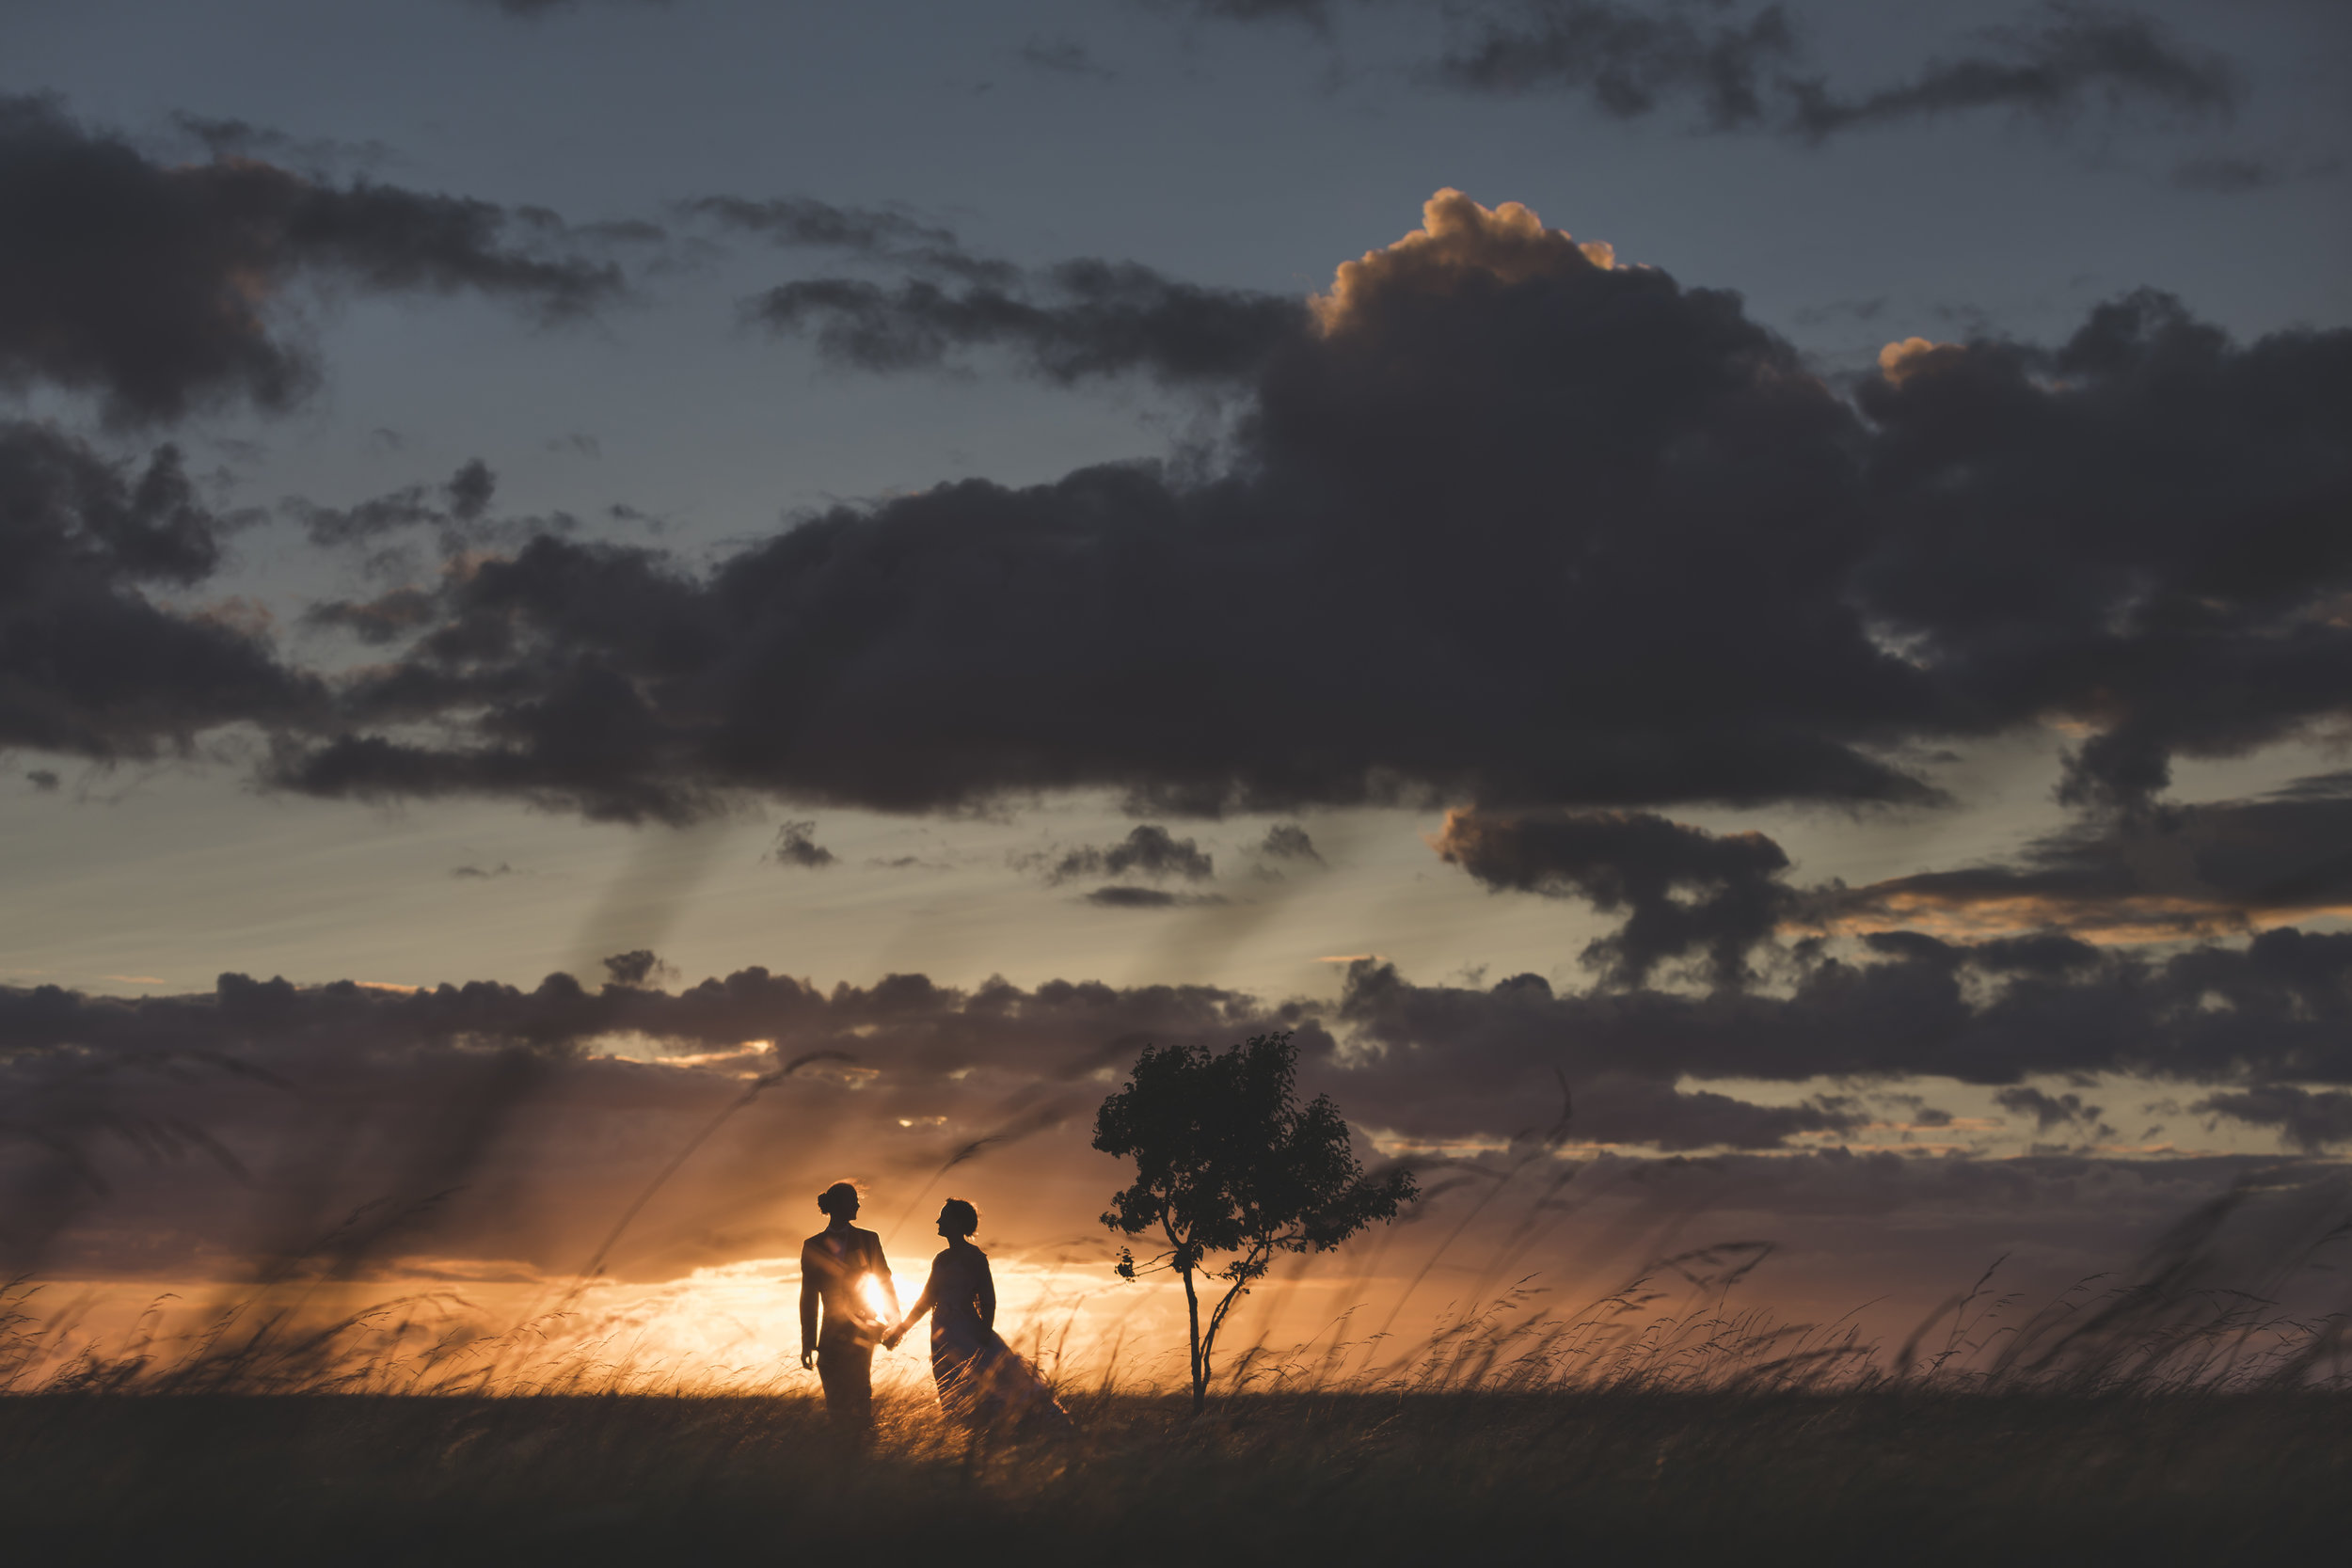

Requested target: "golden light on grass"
[
  {"left": 15, "top": 1209, "right": 2346, "bottom": 1406},
  {"left": 5, "top": 1255, "right": 1166, "bottom": 1398}
]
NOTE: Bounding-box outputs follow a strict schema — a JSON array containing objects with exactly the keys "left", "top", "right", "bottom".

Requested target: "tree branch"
[{"left": 1199, "top": 1237, "right": 1273, "bottom": 1388}]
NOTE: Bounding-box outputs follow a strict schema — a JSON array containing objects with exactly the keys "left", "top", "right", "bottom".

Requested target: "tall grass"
[
  {"left": 6, "top": 1181, "right": 2350, "bottom": 1562},
  {"left": 7, "top": 1178, "right": 2347, "bottom": 1400}
]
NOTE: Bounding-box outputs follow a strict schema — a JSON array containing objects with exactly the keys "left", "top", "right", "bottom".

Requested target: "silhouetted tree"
[{"left": 1093, "top": 1030, "right": 1416, "bottom": 1413}]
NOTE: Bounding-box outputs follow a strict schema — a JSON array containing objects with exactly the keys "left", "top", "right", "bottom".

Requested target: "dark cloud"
[
  {"left": 1435, "top": 0, "right": 1801, "bottom": 129},
  {"left": 1179, "top": 2, "right": 2239, "bottom": 142},
  {"left": 1853, "top": 290, "right": 2352, "bottom": 814},
  {"left": 1086, "top": 885, "right": 1182, "bottom": 908},
  {"left": 0, "top": 951, "right": 1823, "bottom": 1286},
  {"left": 769, "top": 819, "right": 836, "bottom": 869},
  {"left": 1259, "top": 823, "right": 1323, "bottom": 863},
  {"left": 287, "top": 458, "right": 500, "bottom": 546},
  {"left": 695, "top": 182, "right": 1292, "bottom": 384},
  {"left": 15, "top": 942, "right": 2351, "bottom": 1284},
  {"left": 1434, "top": 808, "right": 1798, "bottom": 988},
  {"left": 1555, "top": 1074, "right": 1857, "bottom": 1150},
  {"left": 1895, "top": 1096, "right": 1957, "bottom": 1129},
  {"left": 288, "top": 488, "right": 438, "bottom": 548},
  {"left": 1040, "top": 824, "right": 1215, "bottom": 884},
  {"left": 600, "top": 949, "right": 675, "bottom": 987},
  {"left": 677, "top": 195, "right": 1011, "bottom": 286},
  {"left": 0, "top": 962, "right": 1283, "bottom": 1275},
  {"left": 0, "top": 94, "right": 628, "bottom": 423},
  {"left": 302, "top": 586, "right": 438, "bottom": 645},
  {"left": 25, "top": 768, "right": 59, "bottom": 792},
  {"left": 167, "top": 114, "right": 392, "bottom": 178},
  {"left": 2194, "top": 1085, "right": 2352, "bottom": 1151},
  {"left": 1082, "top": 884, "right": 1228, "bottom": 909},
  {"left": 751, "top": 260, "right": 1303, "bottom": 386},
  {"left": 866, "top": 853, "right": 944, "bottom": 872},
  {"left": 72, "top": 188, "right": 2322, "bottom": 830},
  {"left": 1330, "top": 927, "right": 2352, "bottom": 1143},
  {"left": 1782, "top": 3, "right": 2238, "bottom": 139},
  {"left": 1993, "top": 1085, "right": 2110, "bottom": 1136},
  {"left": 446, "top": 459, "right": 497, "bottom": 523},
  {"left": 0, "top": 421, "right": 323, "bottom": 762},
  {"left": 1832, "top": 772, "right": 2352, "bottom": 939},
  {"left": 260, "top": 193, "right": 1929, "bottom": 819},
  {"left": 685, "top": 195, "right": 953, "bottom": 252},
  {"left": 451, "top": 861, "right": 521, "bottom": 879}
]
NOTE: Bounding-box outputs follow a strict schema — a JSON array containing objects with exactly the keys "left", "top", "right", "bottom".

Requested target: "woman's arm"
[
  {"left": 978, "top": 1253, "right": 996, "bottom": 1333},
  {"left": 798, "top": 1243, "right": 819, "bottom": 1369}
]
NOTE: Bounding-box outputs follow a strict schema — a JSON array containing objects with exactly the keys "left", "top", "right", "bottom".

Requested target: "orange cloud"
[
  {"left": 1876, "top": 336, "right": 1960, "bottom": 384},
  {"left": 1312, "top": 189, "right": 1620, "bottom": 335},
  {"left": 1818, "top": 886, "right": 2352, "bottom": 946}
]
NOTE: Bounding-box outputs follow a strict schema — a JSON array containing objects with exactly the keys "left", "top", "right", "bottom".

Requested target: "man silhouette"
[{"left": 800, "top": 1180, "right": 898, "bottom": 1442}]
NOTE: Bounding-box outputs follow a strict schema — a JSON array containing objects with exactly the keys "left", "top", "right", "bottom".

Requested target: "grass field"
[
  {"left": 5, "top": 1387, "right": 2348, "bottom": 1565},
  {"left": 10, "top": 1180, "right": 2349, "bottom": 1565}
]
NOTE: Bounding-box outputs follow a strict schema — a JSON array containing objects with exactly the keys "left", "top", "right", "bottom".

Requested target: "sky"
[{"left": 4, "top": 0, "right": 2351, "bottom": 1386}]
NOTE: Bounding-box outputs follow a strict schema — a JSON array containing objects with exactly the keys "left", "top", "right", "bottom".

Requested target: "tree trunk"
[{"left": 1180, "top": 1263, "right": 1205, "bottom": 1414}]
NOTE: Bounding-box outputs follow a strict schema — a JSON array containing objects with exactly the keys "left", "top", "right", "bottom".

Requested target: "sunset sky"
[{"left": 5, "top": 0, "right": 2350, "bottom": 1384}]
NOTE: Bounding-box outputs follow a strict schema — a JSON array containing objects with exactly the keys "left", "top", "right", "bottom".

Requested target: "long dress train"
[{"left": 922, "top": 1243, "right": 1073, "bottom": 1437}]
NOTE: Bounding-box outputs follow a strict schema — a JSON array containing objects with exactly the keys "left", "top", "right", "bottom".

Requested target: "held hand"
[
  {"left": 882, "top": 1323, "right": 903, "bottom": 1351},
  {"left": 800, "top": 1348, "right": 815, "bottom": 1370}
]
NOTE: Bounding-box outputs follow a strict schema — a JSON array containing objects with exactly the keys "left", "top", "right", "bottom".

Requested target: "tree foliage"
[{"left": 1093, "top": 1030, "right": 1416, "bottom": 1411}]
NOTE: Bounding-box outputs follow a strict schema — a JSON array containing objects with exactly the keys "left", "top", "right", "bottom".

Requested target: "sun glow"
[{"left": 18, "top": 1253, "right": 1176, "bottom": 1396}]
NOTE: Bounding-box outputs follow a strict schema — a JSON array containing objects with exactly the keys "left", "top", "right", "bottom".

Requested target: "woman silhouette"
[
  {"left": 799, "top": 1180, "right": 898, "bottom": 1443},
  {"left": 884, "top": 1198, "right": 1072, "bottom": 1437}
]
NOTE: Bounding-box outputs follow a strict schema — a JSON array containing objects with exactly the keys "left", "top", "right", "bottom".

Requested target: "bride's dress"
[{"left": 920, "top": 1243, "right": 1073, "bottom": 1436}]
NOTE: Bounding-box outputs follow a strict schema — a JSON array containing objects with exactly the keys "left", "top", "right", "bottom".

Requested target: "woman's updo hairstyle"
[
  {"left": 817, "top": 1180, "right": 860, "bottom": 1219},
  {"left": 939, "top": 1198, "right": 979, "bottom": 1238}
]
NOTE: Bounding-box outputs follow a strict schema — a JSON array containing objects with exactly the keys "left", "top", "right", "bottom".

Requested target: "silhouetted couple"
[{"left": 799, "top": 1180, "right": 1072, "bottom": 1446}]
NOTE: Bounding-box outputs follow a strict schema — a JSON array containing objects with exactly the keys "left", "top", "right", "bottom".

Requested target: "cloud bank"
[
  {"left": 0, "top": 423, "right": 321, "bottom": 761},
  {"left": 9, "top": 929, "right": 2350, "bottom": 1282},
  {"left": 0, "top": 94, "right": 628, "bottom": 424},
  {"left": 241, "top": 191, "right": 2352, "bottom": 832}
]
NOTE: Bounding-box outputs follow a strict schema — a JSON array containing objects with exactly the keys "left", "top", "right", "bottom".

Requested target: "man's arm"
[
  {"left": 883, "top": 1256, "right": 941, "bottom": 1351},
  {"left": 870, "top": 1231, "right": 902, "bottom": 1320}
]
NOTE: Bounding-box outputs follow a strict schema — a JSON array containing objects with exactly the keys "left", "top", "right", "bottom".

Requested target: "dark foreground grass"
[{"left": 5, "top": 1390, "right": 2345, "bottom": 1565}]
